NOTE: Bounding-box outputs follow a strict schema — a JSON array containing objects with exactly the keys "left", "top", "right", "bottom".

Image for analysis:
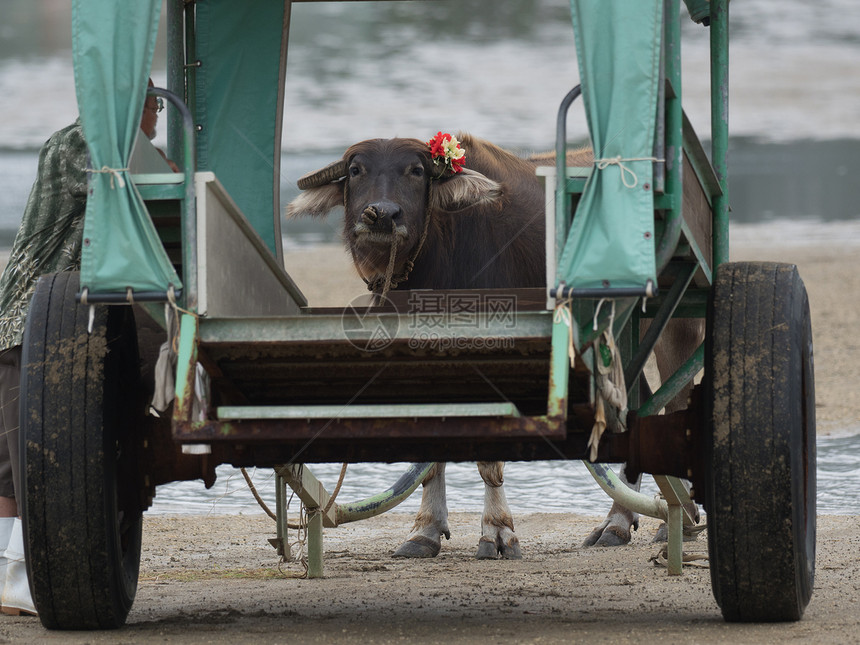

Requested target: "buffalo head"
[{"left": 286, "top": 136, "right": 504, "bottom": 285}]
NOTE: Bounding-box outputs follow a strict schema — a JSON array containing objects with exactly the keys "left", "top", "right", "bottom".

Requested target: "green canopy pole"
[
  {"left": 655, "top": 0, "right": 684, "bottom": 274},
  {"left": 167, "top": 0, "right": 184, "bottom": 164},
  {"left": 710, "top": 0, "right": 730, "bottom": 268}
]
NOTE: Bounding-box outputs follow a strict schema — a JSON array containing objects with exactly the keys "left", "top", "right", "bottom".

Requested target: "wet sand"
[{"left": 1, "top": 512, "right": 858, "bottom": 644}]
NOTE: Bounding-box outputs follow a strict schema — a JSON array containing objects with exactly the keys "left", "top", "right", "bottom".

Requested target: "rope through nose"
[{"left": 378, "top": 218, "right": 399, "bottom": 301}]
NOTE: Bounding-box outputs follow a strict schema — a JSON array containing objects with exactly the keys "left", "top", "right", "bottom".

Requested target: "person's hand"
[{"left": 157, "top": 148, "right": 181, "bottom": 173}]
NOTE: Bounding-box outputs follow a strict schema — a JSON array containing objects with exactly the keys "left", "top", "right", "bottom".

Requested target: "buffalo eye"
[
  {"left": 410, "top": 165, "right": 425, "bottom": 178},
  {"left": 349, "top": 164, "right": 361, "bottom": 177}
]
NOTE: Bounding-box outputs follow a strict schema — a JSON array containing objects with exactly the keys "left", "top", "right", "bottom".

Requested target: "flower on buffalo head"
[{"left": 426, "top": 132, "right": 466, "bottom": 175}]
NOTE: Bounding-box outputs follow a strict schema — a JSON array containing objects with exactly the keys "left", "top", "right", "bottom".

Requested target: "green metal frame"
[{"left": 548, "top": 0, "right": 728, "bottom": 428}]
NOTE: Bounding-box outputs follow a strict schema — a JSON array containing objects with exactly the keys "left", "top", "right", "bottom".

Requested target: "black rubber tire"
[
  {"left": 705, "top": 262, "right": 816, "bottom": 622},
  {"left": 20, "top": 272, "right": 143, "bottom": 630}
]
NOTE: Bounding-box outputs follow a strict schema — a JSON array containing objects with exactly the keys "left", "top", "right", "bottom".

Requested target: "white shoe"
[
  {"left": 1, "top": 518, "right": 37, "bottom": 616},
  {"left": 0, "top": 517, "right": 12, "bottom": 580}
]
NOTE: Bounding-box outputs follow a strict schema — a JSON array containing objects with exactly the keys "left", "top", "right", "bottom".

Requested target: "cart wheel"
[
  {"left": 705, "top": 262, "right": 816, "bottom": 622},
  {"left": 21, "top": 272, "right": 144, "bottom": 630}
]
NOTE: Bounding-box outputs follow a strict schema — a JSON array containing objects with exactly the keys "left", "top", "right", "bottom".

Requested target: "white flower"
[{"left": 442, "top": 136, "right": 464, "bottom": 161}]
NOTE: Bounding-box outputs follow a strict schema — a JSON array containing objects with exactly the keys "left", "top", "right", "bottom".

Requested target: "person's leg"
[
  {"left": 0, "top": 346, "right": 33, "bottom": 616},
  {"left": 0, "top": 346, "right": 20, "bottom": 519}
]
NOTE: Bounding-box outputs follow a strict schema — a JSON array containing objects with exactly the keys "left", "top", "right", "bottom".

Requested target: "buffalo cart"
[{"left": 19, "top": 0, "right": 815, "bottom": 630}]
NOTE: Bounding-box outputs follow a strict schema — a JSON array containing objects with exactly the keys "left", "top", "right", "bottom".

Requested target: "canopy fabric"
[
  {"left": 195, "top": 0, "right": 288, "bottom": 258},
  {"left": 558, "top": 0, "right": 662, "bottom": 291},
  {"left": 73, "top": 0, "right": 182, "bottom": 296}
]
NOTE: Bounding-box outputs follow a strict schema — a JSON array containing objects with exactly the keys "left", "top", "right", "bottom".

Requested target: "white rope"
[
  {"left": 87, "top": 165, "right": 129, "bottom": 189},
  {"left": 552, "top": 297, "right": 578, "bottom": 368},
  {"left": 594, "top": 156, "right": 663, "bottom": 189}
]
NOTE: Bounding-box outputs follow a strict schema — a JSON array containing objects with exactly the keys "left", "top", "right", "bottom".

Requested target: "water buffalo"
[{"left": 287, "top": 132, "right": 697, "bottom": 556}]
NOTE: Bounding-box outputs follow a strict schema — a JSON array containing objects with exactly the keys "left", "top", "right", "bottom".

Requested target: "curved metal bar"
[
  {"left": 555, "top": 85, "right": 583, "bottom": 264},
  {"left": 584, "top": 461, "right": 669, "bottom": 522},
  {"left": 335, "top": 462, "right": 434, "bottom": 525},
  {"left": 638, "top": 342, "right": 704, "bottom": 417},
  {"left": 147, "top": 86, "right": 198, "bottom": 311}
]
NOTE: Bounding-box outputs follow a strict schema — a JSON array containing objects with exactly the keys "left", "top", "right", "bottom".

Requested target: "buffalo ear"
[
  {"left": 429, "top": 168, "right": 503, "bottom": 213},
  {"left": 285, "top": 182, "right": 344, "bottom": 218}
]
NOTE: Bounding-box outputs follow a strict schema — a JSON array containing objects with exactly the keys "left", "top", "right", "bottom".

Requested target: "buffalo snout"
[{"left": 361, "top": 200, "right": 403, "bottom": 230}]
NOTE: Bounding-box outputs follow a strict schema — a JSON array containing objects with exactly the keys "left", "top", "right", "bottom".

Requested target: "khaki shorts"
[{"left": 0, "top": 345, "right": 21, "bottom": 499}]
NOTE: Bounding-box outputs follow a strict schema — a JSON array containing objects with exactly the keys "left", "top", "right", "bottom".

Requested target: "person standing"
[{"left": 0, "top": 86, "right": 169, "bottom": 616}]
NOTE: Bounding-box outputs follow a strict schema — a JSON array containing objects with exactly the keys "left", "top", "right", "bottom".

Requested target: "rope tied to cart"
[
  {"left": 553, "top": 294, "right": 628, "bottom": 461},
  {"left": 552, "top": 293, "right": 578, "bottom": 368},
  {"left": 593, "top": 156, "right": 664, "bottom": 189},
  {"left": 149, "top": 286, "right": 205, "bottom": 416},
  {"left": 86, "top": 165, "right": 129, "bottom": 189},
  {"left": 589, "top": 299, "right": 628, "bottom": 461}
]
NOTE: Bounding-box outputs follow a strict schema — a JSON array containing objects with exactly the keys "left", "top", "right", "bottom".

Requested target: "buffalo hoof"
[
  {"left": 475, "top": 536, "right": 523, "bottom": 560},
  {"left": 651, "top": 522, "right": 703, "bottom": 543},
  {"left": 652, "top": 522, "right": 669, "bottom": 543},
  {"left": 393, "top": 535, "right": 441, "bottom": 558},
  {"left": 582, "top": 523, "right": 632, "bottom": 547}
]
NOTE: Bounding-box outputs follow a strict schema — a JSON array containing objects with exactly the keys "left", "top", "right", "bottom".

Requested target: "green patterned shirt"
[{"left": 0, "top": 120, "right": 88, "bottom": 352}]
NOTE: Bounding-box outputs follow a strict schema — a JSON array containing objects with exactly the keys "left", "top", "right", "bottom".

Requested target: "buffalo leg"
[
  {"left": 649, "top": 319, "right": 703, "bottom": 541},
  {"left": 393, "top": 463, "right": 450, "bottom": 558},
  {"left": 582, "top": 465, "right": 642, "bottom": 546},
  {"left": 475, "top": 461, "right": 522, "bottom": 559},
  {"left": 584, "top": 319, "right": 704, "bottom": 547}
]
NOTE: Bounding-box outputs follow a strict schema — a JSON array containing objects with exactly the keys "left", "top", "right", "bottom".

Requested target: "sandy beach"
[
  {"left": 1, "top": 511, "right": 858, "bottom": 644},
  {"left": 2, "top": 230, "right": 859, "bottom": 642}
]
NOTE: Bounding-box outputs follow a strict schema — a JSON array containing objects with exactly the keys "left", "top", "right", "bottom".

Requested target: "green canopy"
[
  {"left": 195, "top": 0, "right": 288, "bottom": 259},
  {"left": 73, "top": 0, "right": 182, "bottom": 297},
  {"left": 558, "top": 0, "right": 662, "bottom": 291}
]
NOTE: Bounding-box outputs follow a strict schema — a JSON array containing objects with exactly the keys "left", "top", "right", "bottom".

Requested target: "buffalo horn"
[{"left": 297, "top": 160, "right": 348, "bottom": 190}]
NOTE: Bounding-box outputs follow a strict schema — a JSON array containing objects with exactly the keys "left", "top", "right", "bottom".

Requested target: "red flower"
[{"left": 426, "top": 132, "right": 465, "bottom": 174}]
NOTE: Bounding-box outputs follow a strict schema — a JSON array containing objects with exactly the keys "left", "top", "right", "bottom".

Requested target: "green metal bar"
[
  {"left": 172, "top": 313, "right": 199, "bottom": 423},
  {"left": 274, "top": 473, "right": 290, "bottom": 560},
  {"left": 184, "top": 0, "right": 197, "bottom": 134},
  {"left": 217, "top": 402, "right": 520, "bottom": 420},
  {"left": 710, "top": 0, "right": 731, "bottom": 268},
  {"left": 625, "top": 262, "right": 697, "bottom": 393},
  {"left": 166, "top": 0, "right": 184, "bottom": 165},
  {"left": 638, "top": 342, "right": 704, "bottom": 417},
  {"left": 197, "top": 310, "right": 553, "bottom": 344},
  {"left": 666, "top": 501, "right": 684, "bottom": 574},
  {"left": 644, "top": 289, "right": 708, "bottom": 319},
  {"left": 679, "top": 218, "right": 712, "bottom": 283},
  {"left": 276, "top": 464, "right": 337, "bottom": 528},
  {"left": 306, "top": 509, "right": 323, "bottom": 579},
  {"left": 135, "top": 182, "right": 185, "bottom": 201},
  {"left": 654, "top": 475, "right": 698, "bottom": 575},
  {"left": 655, "top": 0, "right": 684, "bottom": 274},
  {"left": 148, "top": 87, "right": 197, "bottom": 311},
  {"left": 548, "top": 310, "right": 572, "bottom": 420},
  {"left": 554, "top": 86, "right": 583, "bottom": 271},
  {"left": 682, "top": 112, "right": 722, "bottom": 207}
]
